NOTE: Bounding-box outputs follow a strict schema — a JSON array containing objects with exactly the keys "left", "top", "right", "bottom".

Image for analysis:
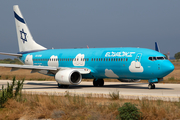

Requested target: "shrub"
[
  {"left": 109, "top": 90, "right": 119, "bottom": 100},
  {"left": 168, "top": 76, "right": 175, "bottom": 81},
  {"left": 117, "top": 102, "right": 141, "bottom": 120},
  {"left": 174, "top": 52, "right": 180, "bottom": 59},
  {"left": 0, "top": 77, "right": 24, "bottom": 108}
]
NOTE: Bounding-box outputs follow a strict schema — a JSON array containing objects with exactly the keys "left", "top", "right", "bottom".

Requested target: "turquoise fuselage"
[{"left": 19, "top": 47, "right": 174, "bottom": 80}]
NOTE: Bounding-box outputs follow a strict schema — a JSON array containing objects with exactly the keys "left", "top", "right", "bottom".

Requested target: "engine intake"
[{"left": 55, "top": 69, "right": 82, "bottom": 85}]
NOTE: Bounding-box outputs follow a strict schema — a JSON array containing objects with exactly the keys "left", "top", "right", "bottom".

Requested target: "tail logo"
[{"left": 20, "top": 29, "right": 27, "bottom": 43}]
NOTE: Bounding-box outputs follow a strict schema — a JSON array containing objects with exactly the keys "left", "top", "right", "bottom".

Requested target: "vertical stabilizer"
[
  {"left": 13, "top": 5, "right": 47, "bottom": 52},
  {"left": 155, "top": 42, "right": 160, "bottom": 52}
]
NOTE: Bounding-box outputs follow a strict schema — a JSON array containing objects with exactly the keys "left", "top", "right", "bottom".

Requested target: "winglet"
[{"left": 155, "top": 42, "right": 160, "bottom": 52}]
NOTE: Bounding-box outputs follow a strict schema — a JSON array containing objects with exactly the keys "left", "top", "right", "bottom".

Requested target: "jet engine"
[
  {"left": 118, "top": 79, "right": 141, "bottom": 82},
  {"left": 55, "top": 69, "right": 82, "bottom": 85}
]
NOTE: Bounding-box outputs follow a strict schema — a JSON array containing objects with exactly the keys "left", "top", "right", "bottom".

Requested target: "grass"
[
  {"left": 0, "top": 93, "right": 180, "bottom": 120},
  {"left": 168, "top": 76, "right": 175, "bottom": 80},
  {"left": 109, "top": 90, "right": 120, "bottom": 100}
]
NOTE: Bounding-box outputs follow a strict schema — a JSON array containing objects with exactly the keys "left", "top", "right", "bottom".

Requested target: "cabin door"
[{"left": 135, "top": 53, "right": 142, "bottom": 68}]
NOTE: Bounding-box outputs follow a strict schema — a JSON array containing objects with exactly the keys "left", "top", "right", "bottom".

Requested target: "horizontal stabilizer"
[{"left": 0, "top": 52, "right": 22, "bottom": 57}]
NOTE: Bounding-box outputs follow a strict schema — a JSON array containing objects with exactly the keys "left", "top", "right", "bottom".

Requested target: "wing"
[{"left": 0, "top": 64, "right": 91, "bottom": 74}]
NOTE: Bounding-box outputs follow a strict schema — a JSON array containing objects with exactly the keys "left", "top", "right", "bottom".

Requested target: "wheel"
[
  {"left": 93, "top": 79, "right": 104, "bottom": 87},
  {"left": 93, "top": 79, "right": 99, "bottom": 87},
  {"left": 148, "top": 83, "right": 155, "bottom": 89},
  {"left": 98, "top": 79, "right": 104, "bottom": 87},
  {"left": 58, "top": 83, "right": 62, "bottom": 88},
  {"left": 63, "top": 85, "right": 69, "bottom": 88},
  {"left": 57, "top": 83, "right": 69, "bottom": 88}
]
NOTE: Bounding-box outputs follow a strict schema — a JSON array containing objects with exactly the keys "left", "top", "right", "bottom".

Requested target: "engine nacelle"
[
  {"left": 55, "top": 69, "right": 82, "bottom": 85},
  {"left": 118, "top": 79, "right": 141, "bottom": 82}
]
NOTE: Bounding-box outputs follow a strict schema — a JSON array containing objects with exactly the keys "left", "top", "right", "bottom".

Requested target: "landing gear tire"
[
  {"left": 93, "top": 79, "right": 104, "bottom": 87},
  {"left": 93, "top": 80, "right": 99, "bottom": 87},
  {"left": 98, "top": 79, "right": 104, "bottom": 87},
  {"left": 58, "top": 83, "right": 69, "bottom": 88},
  {"left": 148, "top": 83, "right": 155, "bottom": 89}
]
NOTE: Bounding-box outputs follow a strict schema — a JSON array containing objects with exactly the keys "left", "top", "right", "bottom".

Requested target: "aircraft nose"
[
  {"left": 166, "top": 63, "right": 174, "bottom": 72},
  {"left": 162, "top": 61, "right": 174, "bottom": 76}
]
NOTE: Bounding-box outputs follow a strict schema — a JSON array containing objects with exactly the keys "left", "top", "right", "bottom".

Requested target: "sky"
[{"left": 0, "top": 0, "right": 180, "bottom": 59}]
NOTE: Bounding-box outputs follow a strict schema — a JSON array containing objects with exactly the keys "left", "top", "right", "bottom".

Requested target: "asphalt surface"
[{"left": 0, "top": 80, "right": 180, "bottom": 101}]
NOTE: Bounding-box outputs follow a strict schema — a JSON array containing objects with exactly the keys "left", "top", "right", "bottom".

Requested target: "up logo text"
[{"left": 105, "top": 52, "right": 135, "bottom": 57}]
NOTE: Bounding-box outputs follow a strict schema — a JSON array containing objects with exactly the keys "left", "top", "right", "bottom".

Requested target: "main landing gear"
[
  {"left": 58, "top": 83, "right": 69, "bottom": 88},
  {"left": 93, "top": 79, "right": 104, "bottom": 87},
  {"left": 148, "top": 83, "right": 155, "bottom": 89}
]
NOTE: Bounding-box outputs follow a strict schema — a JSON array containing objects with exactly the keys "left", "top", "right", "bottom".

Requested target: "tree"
[{"left": 174, "top": 52, "right": 180, "bottom": 59}]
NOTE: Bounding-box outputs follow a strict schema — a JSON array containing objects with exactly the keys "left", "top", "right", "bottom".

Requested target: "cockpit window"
[
  {"left": 153, "top": 57, "right": 157, "bottom": 60},
  {"left": 149, "top": 57, "right": 153, "bottom": 60},
  {"left": 157, "top": 57, "right": 164, "bottom": 60},
  {"left": 149, "top": 56, "right": 166, "bottom": 61}
]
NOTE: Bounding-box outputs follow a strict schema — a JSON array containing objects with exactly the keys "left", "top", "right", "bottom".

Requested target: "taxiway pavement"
[{"left": 0, "top": 80, "right": 180, "bottom": 101}]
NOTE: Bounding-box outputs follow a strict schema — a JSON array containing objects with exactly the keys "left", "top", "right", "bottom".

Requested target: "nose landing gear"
[{"left": 148, "top": 83, "right": 155, "bottom": 89}]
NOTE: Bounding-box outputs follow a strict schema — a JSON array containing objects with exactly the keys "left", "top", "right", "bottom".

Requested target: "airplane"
[{"left": 0, "top": 5, "right": 174, "bottom": 89}]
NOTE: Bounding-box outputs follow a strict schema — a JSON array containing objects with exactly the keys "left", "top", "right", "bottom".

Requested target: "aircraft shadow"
[
  {"left": 69, "top": 84, "right": 173, "bottom": 90},
  {"left": 24, "top": 82, "right": 173, "bottom": 90}
]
